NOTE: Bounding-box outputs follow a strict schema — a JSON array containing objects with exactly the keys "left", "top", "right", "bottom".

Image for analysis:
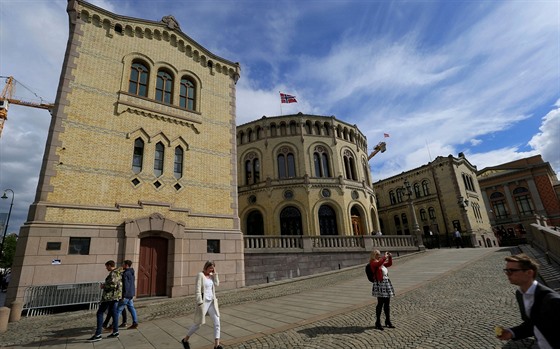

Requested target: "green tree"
[{"left": 0, "top": 234, "right": 17, "bottom": 269}]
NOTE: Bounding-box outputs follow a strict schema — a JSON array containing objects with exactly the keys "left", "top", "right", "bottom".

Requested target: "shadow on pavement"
[
  {"left": 297, "top": 325, "right": 375, "bottom": 338},
  {"left": 502, "top": 338, "right": 536, "bottom": 349}
]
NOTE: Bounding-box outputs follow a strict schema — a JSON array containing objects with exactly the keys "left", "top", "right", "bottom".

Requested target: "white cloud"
[{"left": 528, "top": 103, "right": 560, "bottom": 175}]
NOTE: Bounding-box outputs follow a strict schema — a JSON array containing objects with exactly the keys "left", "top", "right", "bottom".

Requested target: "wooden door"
[{"left": 138, "top": 237, "right": 168, "bottom": 297}]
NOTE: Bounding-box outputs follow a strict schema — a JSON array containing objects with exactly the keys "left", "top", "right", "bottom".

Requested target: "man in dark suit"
[{"left": 497, "top": 253, "right": 560, "bottom": 349}]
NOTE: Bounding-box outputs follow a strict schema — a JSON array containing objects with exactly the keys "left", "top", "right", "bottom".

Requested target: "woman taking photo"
[
  {"left": 181, "top": 260, "right": 222, "bottom": 349},
  {"left": 369, "top": 250, "right": 395, "bottom": 330}
]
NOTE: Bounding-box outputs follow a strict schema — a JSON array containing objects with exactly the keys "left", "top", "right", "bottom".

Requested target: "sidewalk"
[{"left": 0, "top": 247, "right": 538, "bottom": 348}]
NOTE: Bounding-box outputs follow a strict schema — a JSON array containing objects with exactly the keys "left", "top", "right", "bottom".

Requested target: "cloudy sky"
[{"left": 0, "top": 0, "right": 559, "bottom": 234}]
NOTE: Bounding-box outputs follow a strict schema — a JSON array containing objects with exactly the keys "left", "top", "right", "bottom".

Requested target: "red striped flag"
[
  {"left": 280, "top": 93, "right": 297, "bottom": 104},
  {"left": 384, "top": 133, "right": 390, "bottom": 138}
]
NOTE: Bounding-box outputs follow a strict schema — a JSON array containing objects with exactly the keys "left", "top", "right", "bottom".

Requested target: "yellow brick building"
[
  {"left": 237, "top": 114, "right": 380, "bottom": 236},
  {"left": 373, "top": 153, "right": 497, "bottom": 248},
  {"left": 7, "top": 0, "right": 244, "bottom": 304}
]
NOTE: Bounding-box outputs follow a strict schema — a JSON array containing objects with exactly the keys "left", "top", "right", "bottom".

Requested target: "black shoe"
[
  {"left": 119, "top": 323, "right": 128, "bottom": 328},
  {"left": 385, "top": 322, "right": 395, "bottom": 328},
  {"left": 181, "top": 338, "right": 190, "bottom": 349},
  {"left": 87, "top": 334, "right": 102, "bottom": 342},
  {"left": 215, "top": 345, "right": 223, "bottom": 349},
  {"left": 375, "top": 322, "right": 384, "bottom": 331},
  {"left": 107, "top": 332, "right": 119, "bottom": 338}
]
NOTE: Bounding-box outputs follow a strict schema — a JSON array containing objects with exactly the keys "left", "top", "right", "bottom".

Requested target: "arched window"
[
  {"left": 513, "top": 187, "right": 534, "bottom": 216},
  {"left": 305, "top": 121, "right": 312, "bottom": 134},
  {"left": 490, "top": 192, "right": 509, "bottom": 219},
  {"left": 396, "top": 188, "right": 404, "bottom": 203},
  {"left": 313, "top": 146, "right": 331, "bottom": 178},
  {"left": 244, "top": 152, "right": 260, "bottom": 185},
  {"left": 132, "top": 138, "right": 144, "bottom": 173},
  {"left": 174, "top": 146, "right": 183, "bottom": 179},
  {"left": 420, "top": 209, "right": 427, "bottom": 221},
  {"left": 318, "top": 205, "right": 338, "bottom": 235},
  {"left": 129, "top": 62, "right": 149, "bottom": 97},
  {"left": 343, "top": 150, "right": 357, "bottom": 180},
  {"left": 277, "top": 147, "right": 296, "bottom": 179},
  {"left": 289, "top": 121, "right": 297, "bottom": 135},
  {"left": 179, "top": 77, "right": 196, "bottom": 110},
  {"left": 246, "top": 211, "right": 264, "bottom": 235},
  {"left": 270, "top": 124, "right": 277, "bottom": 137},
  {"left": 414, "top": 183, "right": 421, "bottom": 198},
  {"left": 280, "top": 206, "right": 302, "bottom": 235},
  {"left": 401, "top": 213, "right": 408, "bottom": 225},
  {"left": 394, "top": 215, "right": 401, "bottom": 235},
  {"left": 154, "top": 142, "right": 164, "bottom": 177},
  {"left": 156, "top": 70, "right": 173, "bottom": 104},
  {"left": 422, "top": 180, "right": 430, "bottom": 196},
  {"left": 428, "top": 207, "right": 436, "bottom": 219},
  {"left": 389, "top": 191, "right": 396, "bottom": 205}
]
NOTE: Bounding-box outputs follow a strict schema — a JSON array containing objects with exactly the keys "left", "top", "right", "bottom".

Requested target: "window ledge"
[{"left": 117, "top": 91, "right": 201, "bottom": 134}]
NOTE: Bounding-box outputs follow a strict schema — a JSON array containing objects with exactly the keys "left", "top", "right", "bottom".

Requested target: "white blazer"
[{"left": 193, "top": 271, "right": 220, "bottom": 325}]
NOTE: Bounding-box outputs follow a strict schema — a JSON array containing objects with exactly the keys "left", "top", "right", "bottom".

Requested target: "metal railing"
[
  {"left": 23, "top": 281, "right": 103, "bottom": 317},
  {"left": 244, "top": 235, "right": 418, "bottom": 253}
]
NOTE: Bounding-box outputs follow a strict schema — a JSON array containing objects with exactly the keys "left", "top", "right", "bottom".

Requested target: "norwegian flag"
[
  {"left": 384, "top": 133, "right": 390, "bottom": 138},
  {"left": 280, "top": 92, "right": 297, "bottom": 103}
]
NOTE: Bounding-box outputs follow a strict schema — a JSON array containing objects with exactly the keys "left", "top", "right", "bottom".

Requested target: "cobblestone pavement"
[
  {"left": 225, "top": 248, "right": 535, "bottom": 349},
  {"left": 0, "top": 247, "right": 551, "bottom": 348}
]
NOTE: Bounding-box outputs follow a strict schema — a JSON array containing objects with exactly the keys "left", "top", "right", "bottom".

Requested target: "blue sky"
[{"left": 0, "top": 0, "right": 559, "bottom": 234}]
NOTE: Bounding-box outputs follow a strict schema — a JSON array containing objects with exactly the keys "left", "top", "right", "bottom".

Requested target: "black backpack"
[{"left": 365, "top": 263, "right": 376, "bottom": 283}]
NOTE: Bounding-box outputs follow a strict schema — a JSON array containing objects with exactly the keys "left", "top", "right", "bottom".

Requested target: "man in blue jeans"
[
  {"left": 88, "top": 260, "right": 122, "bottom": 342},
  {"left": 118, "top": 259, "right": 139, "bottom": 329}
]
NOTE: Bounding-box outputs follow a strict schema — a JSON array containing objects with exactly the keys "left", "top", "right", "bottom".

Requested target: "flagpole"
[{"left": 279, "top": 91, "right": 283, "bottom": 115}]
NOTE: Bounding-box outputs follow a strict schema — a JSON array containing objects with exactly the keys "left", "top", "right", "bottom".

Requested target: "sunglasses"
[{"left": 503, "top": 268, "right": 529, "bottom": 275}]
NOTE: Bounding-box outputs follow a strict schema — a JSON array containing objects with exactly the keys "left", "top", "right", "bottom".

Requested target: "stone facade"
[
  {"left": 237, "top": 114, "right": 380, "bottom": 237},
  {"left": 477, "top": 155, "right": 560, "bottom": 242},
  {"left": 373, "top": 153, "right": 497, "bottom": 248},
  {"left": 6, "top": 0, "right": 243, "bottom": 305}
]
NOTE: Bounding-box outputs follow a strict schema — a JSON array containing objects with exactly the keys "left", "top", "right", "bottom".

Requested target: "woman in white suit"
[{"left": 181, "top": 260, "right": 222, "bottom": 349}]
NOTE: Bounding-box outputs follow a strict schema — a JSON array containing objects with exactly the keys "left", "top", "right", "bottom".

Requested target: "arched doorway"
[
  {"left": 351, "top": 206, "right": 364, "bottom": 235},
  {"left": 319, "top": 205, "right": 338, "bottom": 235},
  {"left": 138, "top": 236, "right": 168, "bottom": 297},
  {"left": 280, "top": 206, "right": 303, "bottom": 235},
  {"left": 246, "top": 210, "right": 264, "bottom": 235}
]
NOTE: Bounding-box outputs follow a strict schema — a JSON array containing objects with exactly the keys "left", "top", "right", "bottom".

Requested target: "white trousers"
[{"left": 187, "top": 300, "right": 220, "bottom": 339}]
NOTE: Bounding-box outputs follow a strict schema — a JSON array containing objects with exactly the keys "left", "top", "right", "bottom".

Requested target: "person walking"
[
  {"left": 496, "top": 253, "right": 560, "bottom": 348},
  {"left": 88, "top": 260, "right": 122, "bottom": 342},
  {"left": 369, "top": 250, "right": 395, "bottom": 330},
  {"left": 453, "top": 229, "right": 463, "bottom": 248},
  {"left": 181, "top": 260, "right": 223, "bottom": 349},
  {"left": 117, "top": 260, "right": 139, "bottom": 329}
]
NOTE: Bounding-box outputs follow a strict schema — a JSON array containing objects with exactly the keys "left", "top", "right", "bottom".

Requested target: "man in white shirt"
[{"left": 497, "top": 253, "right": 560, "bottom": 349}]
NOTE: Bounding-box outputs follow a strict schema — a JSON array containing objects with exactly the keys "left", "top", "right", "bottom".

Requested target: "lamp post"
[
  {"left": 0, "top": 189, "right": 14, "bottom": 261},
  {"left": 457, "top": 196, "right": 475, "bottom": 248},
  {"left": 404, "top": 179, "right": 425, "bottom": 250}
]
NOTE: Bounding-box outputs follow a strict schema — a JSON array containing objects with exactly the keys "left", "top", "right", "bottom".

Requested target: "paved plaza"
[{"left": 0, "top": 247, "right": 551, "bottom": 348}]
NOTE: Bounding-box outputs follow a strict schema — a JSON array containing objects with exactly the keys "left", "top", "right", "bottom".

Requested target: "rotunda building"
[{"left": 237, "top": 113, "right": 380, "bottom": 237}]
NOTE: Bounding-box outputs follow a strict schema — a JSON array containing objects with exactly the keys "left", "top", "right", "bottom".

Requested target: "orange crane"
[
  {"left": 0, "top": 76, "right": 54, "bottom": 137},
  {"left": 368, "top": 141, "right": 387, "bottom": 160}
]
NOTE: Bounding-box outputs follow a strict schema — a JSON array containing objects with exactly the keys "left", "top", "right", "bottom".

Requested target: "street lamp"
[
  {"left": 457, "top": 196, "right": 475, "bottom": 247},
  {"left": 403, "top": 179, "right": 425, "bottom": 250},
  {"left": 0, "top": 189, "right": 14, "bottom": 261}
]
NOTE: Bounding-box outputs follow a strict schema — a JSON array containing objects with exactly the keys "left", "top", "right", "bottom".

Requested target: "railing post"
[
  {"left": 364, "top": 235, "right": 373, "bottom": 251},
  {"left": 302, "top": 236, "right": 313, "bottom": 252}
]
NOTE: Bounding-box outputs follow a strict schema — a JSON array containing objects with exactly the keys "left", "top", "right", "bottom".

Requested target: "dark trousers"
[
  {"left": 96, "top": 300, "right": 118, "bottom": 335},
  {"left": 375, "top": 297, "right": 391, "bottom": 324}
]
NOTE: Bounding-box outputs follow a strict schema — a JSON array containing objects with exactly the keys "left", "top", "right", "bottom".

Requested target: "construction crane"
[
  {"left": 368, "top": 141, "right": 387, "bottom": 160},
  {"left": 0, "top": 76, "right": 54, "bottom": 137}
]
